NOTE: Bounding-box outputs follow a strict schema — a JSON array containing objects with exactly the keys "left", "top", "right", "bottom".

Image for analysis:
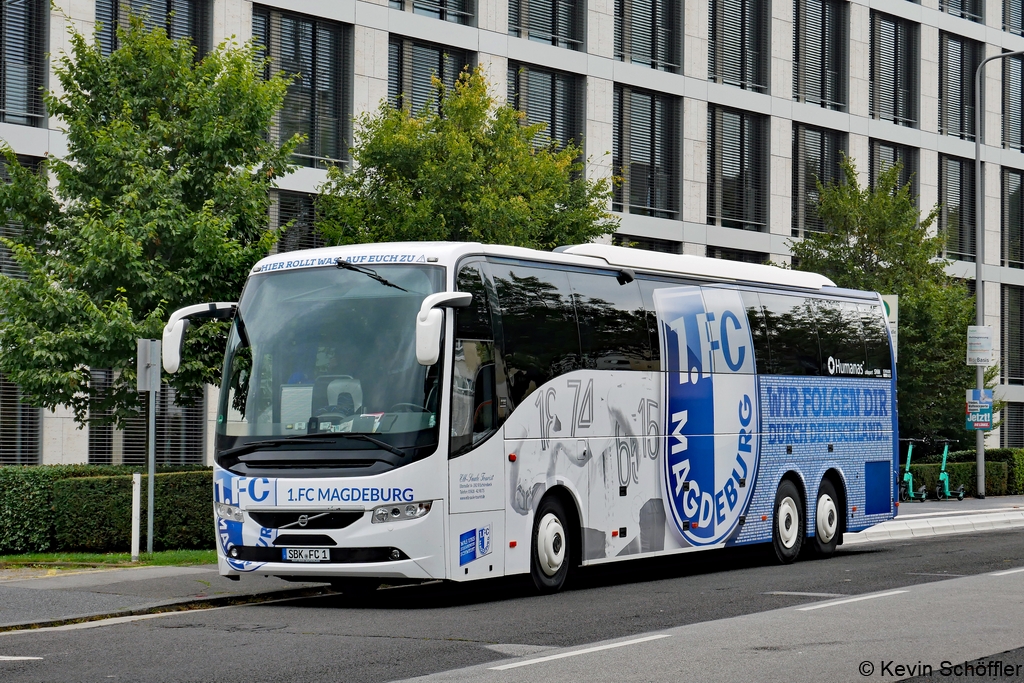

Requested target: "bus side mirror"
[
  {"left": 162, "top": 302, "right": 237, "bottom": 373},
  {"left": 416, "top": 292, "right": 473, "bottom": 366}
]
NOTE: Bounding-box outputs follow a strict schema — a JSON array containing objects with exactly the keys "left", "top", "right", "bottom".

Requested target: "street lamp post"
[{"left": 974, "top": 50, "right": 1024, "bottom": 498}]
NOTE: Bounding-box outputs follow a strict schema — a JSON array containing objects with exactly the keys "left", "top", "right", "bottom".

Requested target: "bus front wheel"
[
  {"left": 772, "top": 480, "right": 805, "bottom": 564},
  {"left": 531, "top": 496, "right": 572, "bottom": 593}
]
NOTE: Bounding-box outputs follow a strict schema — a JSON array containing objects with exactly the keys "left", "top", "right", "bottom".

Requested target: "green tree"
[
  {"left": 0, "top": 18, "right": 298, "bottom": 426},
  {"left": 790, "top": 155, "right": 979, "bottom": 446},
  {"left": 315, "top": 66, "right": 617, "bottom": 249}
]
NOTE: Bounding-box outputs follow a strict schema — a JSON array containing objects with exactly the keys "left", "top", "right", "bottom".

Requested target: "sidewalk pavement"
[{"left": 1, "top": 496, "right": 1022, "bottom": 632}]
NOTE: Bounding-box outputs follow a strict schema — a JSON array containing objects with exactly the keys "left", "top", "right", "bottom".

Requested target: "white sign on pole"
[
  {"left": 967, "top": 326, "right": 995, "bottom": 366},
  {"left": 136, "top": 339, "right": 161, "bottom": 393},
  {"left": 881, "top": 295, "right": 898, "bottom": 363}
]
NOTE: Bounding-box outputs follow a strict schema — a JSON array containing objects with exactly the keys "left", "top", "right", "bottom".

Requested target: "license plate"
[{"left": 282, "top": 548, "right": 331, "bottom": 562}]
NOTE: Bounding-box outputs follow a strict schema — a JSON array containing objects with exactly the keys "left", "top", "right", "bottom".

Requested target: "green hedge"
[
  {"left": 0, "top": 464, "right": 209, "bottom": 553},
  {"left": 908, "top": 461, "right": 1008, "bottom": 498},
  {"left": 52, "top": 472, "right": 214, "bottom": 552}
]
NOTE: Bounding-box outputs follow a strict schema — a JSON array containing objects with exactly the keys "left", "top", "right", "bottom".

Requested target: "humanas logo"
[{"left": 827, "top": 356, "right": 865, "bottom": 376}]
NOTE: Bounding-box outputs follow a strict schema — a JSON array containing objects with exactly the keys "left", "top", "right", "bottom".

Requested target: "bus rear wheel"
[
  {"left": 812, "top": 479, "right": 840, "bottom": 558},
  {"left": 772, "top": 480, "right": 805, "bottom": 564},
  {"left": 531, "top": 496, "right": 572, "bottom": 593}
]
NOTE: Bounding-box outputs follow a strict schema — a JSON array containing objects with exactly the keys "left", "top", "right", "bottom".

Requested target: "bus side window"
[
  {"left": 740, "top": 290, "right": 771, "bottom": 374},
  {"left": 759, "top": 293, "right": 821, "bottom": 375},
  {"left": 861, "top": 303, "right": 893, "bottom": 374},
  {"left": 567, "top": 271, "right": 652, "bottom": 371},
  {"left": 489, "top": 263, "right": 580, "bottom": 408},
  {"left": 815, "top": 300, "right": 868, "bottom": 375},
  {"left": 451, "top": 264, "right": 498, "bottom": 457}
]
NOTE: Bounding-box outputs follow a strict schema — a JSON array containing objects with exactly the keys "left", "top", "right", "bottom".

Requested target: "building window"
[
  {"left": 792, "top": 125, "right": 844, "bottom": 237},
  {"left": 870, "top": 139, "right": 918, "bottom": 197},
  {"left": 612, "top": 85, "right": 679, "bottom": 218},
  {"left": 388, "top": 37, "right": 472, "bottom": 114},
  {"left": 0, "top": 0, "right": 45, "bottom": 127},
  {"left": 869, "top": 12, "right": 918, "bottom": 128},
  {"left": 271, "top": 191, "right": 323, "bottom": 254},
  {"left": 1001, "top": 402, "right": 1024, "bottom": 446},
  {"left": 940, "top": 0, "right": 983, "bottom": 23},
  {"left": 793, "top": 0, "right": 847, "bottom": 111},
  {"left": 615, "top": 0, "right": 680, "bottom": 72},
  {"left": 0, "top": 373, "right": 40, "bottom": 465},
  {"left": 510, "top": 0, "right": 583, "bottom": 50},
  {"left": 1004, "top": 168, "right": 1024, "bottom": 269},
  {"left": 1004, "top": 286, "right": 1024, "bottom": 386},
  {"left": 88, "top": 371, "right": 205, "bottom": 466},
  {"left": 939, "top": 32, "right": 982, "bottom": 140},
  {"left": 507, "top": 63, "right": 583, "bottom": 151},
  {"left": 706, "top": 246, "right": 768, "bottom": 263},
  {"left": 1007, "top": 0, "right": 1023, "bottom": 36},
  {"left": 612, "top": 233, "right": 683, "bottom": 253},
  {"left": 253, "top": 8, "right": 350, "bottom": 170},
  {"left": 390, "top": 0, "right": 474, "bottom": 25},
  {"left": 707, "top": 106, "right": 768, "bottom": 231},
  {"left": 97, "top": 0, "right": 211, "bottom": 57},
  {"left": 709, "top": 0, "right": 768, "bottom": 92},
  {"left": 1005, "top": 55, "right": 1024, "bottom": 152},
  {"left": 0, "top": 156, "right": 41, "bottom": 279},
  {"left": 939, "top": 154, "right": 976, "bottom": 262}
]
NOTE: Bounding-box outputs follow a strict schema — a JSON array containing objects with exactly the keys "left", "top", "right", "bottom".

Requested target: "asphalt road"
[{"left": 2, "top": 530, "right": 1023, "bottom": 683}]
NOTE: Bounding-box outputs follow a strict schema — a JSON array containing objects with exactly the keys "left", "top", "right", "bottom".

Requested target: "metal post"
[
  {"left": 131, "top": 472, "right": 141, "bottom": 562},
  {"left": 147, "top": 387, "right": 156, "bottom": 554},
  {"left": 974, "top": 50, "right": 1024, "bottom": 499}
]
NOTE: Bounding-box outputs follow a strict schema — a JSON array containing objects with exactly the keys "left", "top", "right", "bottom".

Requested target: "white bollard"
[{"left": 131, "top": 473, "right": 141, "bottom": 562}]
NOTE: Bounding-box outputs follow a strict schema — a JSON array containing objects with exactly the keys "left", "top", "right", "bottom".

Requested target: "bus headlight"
[
  {"left": 371, "top": 500, "right": 431, "bottom": 523},
  {"left": 215, "top": 502, "right": 244, "bottom": 523}
]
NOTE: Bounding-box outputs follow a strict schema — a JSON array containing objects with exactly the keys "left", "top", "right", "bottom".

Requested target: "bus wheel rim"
[
  {"left": 816, "top": 493, "right": 837, "bottom": 544},
  {"left": 778, "top": 497, "right": 799, "bottom": 549},
  {"left": 536, "top": 513, "right": 565, "bottom": 576}
]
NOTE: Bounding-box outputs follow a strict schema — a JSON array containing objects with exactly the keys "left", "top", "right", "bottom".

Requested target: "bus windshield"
[{"left": 217, "top": 263, "right": 446, "bottom": 460}]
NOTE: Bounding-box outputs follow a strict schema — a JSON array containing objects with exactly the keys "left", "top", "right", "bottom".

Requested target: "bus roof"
[{"left": 251, "top": 241, "right": 836, "bottom": 291}]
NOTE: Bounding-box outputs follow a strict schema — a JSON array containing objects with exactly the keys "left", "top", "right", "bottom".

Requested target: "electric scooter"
[
  {"left": 935, "top": 440, "right": 966, "bottom": 501},
  {"left": 899, "top": 438, "right": 929, "bottom": 502}
]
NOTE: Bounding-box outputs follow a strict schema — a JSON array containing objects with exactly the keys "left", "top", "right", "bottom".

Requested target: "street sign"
[
  {"left": 136, "top": 339, "right": 162, "bottom": 393},
  {"left": 882, "top": 295, "right": 898, "bottom": 363},
  {"left": 966, "top": 326, "right": 994, "bottom": 366},
  {"left": 966, "top": 389, "right": 993, "bottom": 430}
]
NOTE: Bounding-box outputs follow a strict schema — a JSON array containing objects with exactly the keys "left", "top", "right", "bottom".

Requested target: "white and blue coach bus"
[{"left": 162, "top": 242, "right": 897, "bottom": 593}]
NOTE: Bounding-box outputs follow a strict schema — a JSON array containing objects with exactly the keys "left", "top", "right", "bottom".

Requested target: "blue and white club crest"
[{"left": 654, "top": 286, "right": 760, "bottom": 546}]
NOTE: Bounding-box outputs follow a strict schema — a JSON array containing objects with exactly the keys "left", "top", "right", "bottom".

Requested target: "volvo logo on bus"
[{"left": 654, "top": 287, "right": 760, "bottom": 547}]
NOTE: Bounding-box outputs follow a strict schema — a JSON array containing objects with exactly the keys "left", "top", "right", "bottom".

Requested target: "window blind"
[
  {"left": 940, "top": 0, "right": 983, "bottom": 23},
  {"left": 707, "top": 105, "right": 768, "bottom": 231},
  {"left": 1004, "top": 286, "right": 1024, "bottom": 386},
  {"left": 0, "top": 0, "right": 45, "bottom": 127},
  {"left": 388, "top": 37, "right": 472, "bottom": 114},
  {"left": 507, "top": 62, "right": 583, "bottom": 150},
  {"left": 252, "top": 6, "right": 350, "bottom": 170},
  {"left": 613, "top": 85, "right": 679, "bottom": 218},
  {"left": 939, "top": 154, "right": 975, "bottom": 262},
  {"left": 612, "top": 233, "right": 683, "bottom": 253},
  {"left": 270, "top": 190, "right": 324, "bottom": 253},
  {"left": 391, "top": 0, "right": 474, "bottom": 25},
  {"left": 793, "top": 0, "right": 847, "bottom": 111},
  {"left": 1007, "top": 0, "right": 1023, "bottom": 36},
  {"left": 0, "top": 372, "right": 40, "bottom": 465},
  {"left": 939, "top": 32, "right": 981, "bottom": 140},
  {"left": 1004, "top": 168, "right": 1024, "bottom": 269},
  {"left": 869, "top": 12, "right": 918, "bottom": 127},
  {"left": 1004, "top": 55, "right": 1023, "bottom": 152},
  {"left": 709, "top": 0, "right": 768, "bottom": 92},
  {"left": 792, "top": 125, "right": 844, "bottom": 237},
  {"left": 615, "top": 0, "right": 680, "bottom": 72},
  {"left": 870, "top": 139, "right": 918, "bottom": 197},
  {"left": 706, "top": 246, "right": 768, "bottom": 263},
  {"left": 0, "top": 155, "right": 40, "bottom": 279},
  {"left": 509, "top": 0, "right": 582, "bottom": 50},
  {"left": 1001, "top": 402, "right": 1024, "bottom": 446},
  {"left": 96, "top": 0, "right": 211, "bottom": 57}
]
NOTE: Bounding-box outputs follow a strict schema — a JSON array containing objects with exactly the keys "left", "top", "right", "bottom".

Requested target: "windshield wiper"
[
  {"left": 335, "top": 259, "right": 408, "bottom": 292},
  {"left": 219, "top": 434, "right": 339, "bottom": 458},
  {"left": 336, "top": 433, "right": 407, "bottom": 457}
]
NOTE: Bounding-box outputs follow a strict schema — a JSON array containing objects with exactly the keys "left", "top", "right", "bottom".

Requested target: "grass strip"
[{"left": 0, "top": 549, "right": 216, "bottom": 569}]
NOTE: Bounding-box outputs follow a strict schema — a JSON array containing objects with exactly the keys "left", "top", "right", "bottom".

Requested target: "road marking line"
[
  {"left": 991, "top": 567, "right": 1024, "bottom": 576},
  {"left": 488, "top": 634, "right": 670, "bottom": 670},
  {"left": 797, "top": 590, "right": 907, "bottom": 611},
  {"left": 0, "top": 656, "right": 43, "bottom": 661},
  {"left": 906, "top": 572, "right": 966, "bottom": 577},
  {"left": 763, "top": 591, "right": 847, "bottom": 598}
]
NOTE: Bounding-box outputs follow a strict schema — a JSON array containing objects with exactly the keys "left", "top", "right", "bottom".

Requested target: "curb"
[
  {"left": 844, "top": 510, "right": 1024, "bottom": 545},
  {"left": 0, "top": 585, "right": 333, "bottom": 634}
]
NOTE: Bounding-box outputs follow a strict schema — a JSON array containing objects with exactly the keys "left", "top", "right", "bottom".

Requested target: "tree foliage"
[
  {"left": 790, "top": 155, "right": 979, "bottom": 446},
  {"left": 0, "top": 18, "right": 298, "bottom": 426},
  {"left": 315, "top": 67, "right": 617, "bottom": 249}
]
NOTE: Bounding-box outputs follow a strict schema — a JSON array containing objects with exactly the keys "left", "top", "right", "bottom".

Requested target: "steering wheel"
[{"left": 389, "top": 403, "right": 430, "bottom": 413}]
